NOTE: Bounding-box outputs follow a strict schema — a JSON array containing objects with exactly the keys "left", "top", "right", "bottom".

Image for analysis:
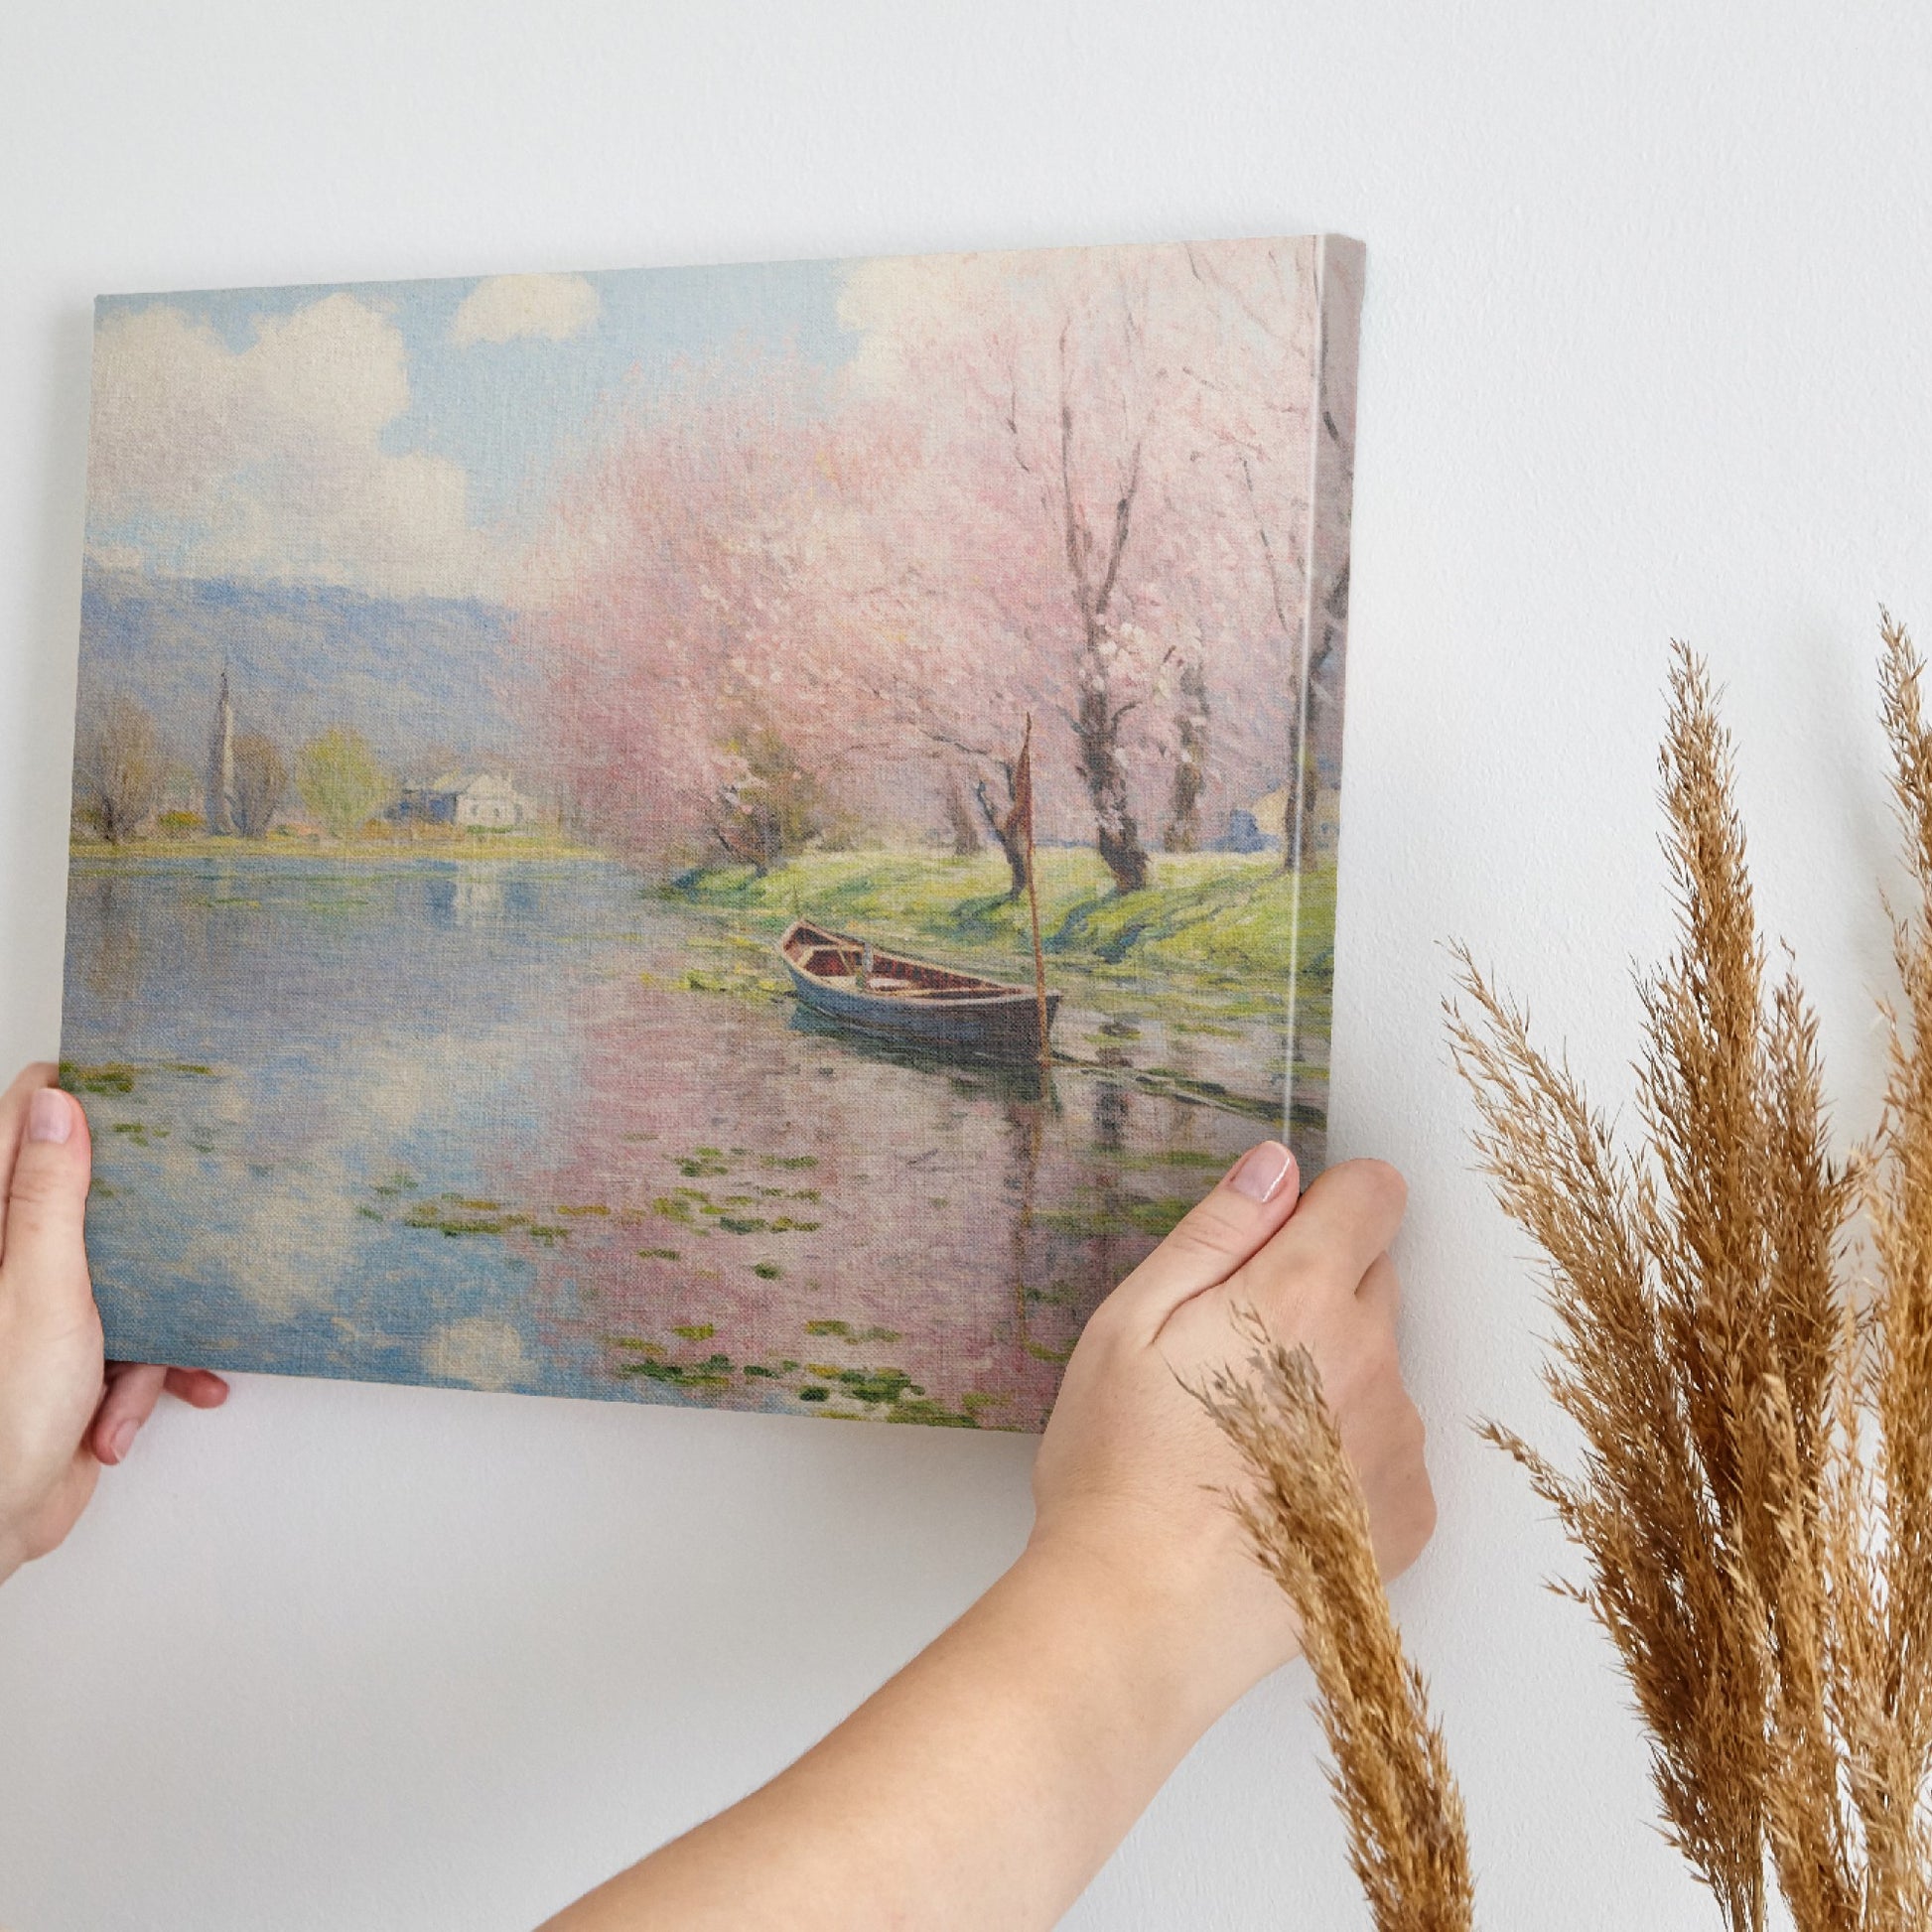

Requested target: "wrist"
[{"left": 1004, "top": 1528, "right": 1286, "bottom": 1748}]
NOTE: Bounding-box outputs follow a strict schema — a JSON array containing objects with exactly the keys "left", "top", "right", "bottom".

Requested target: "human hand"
[
  {"left": 1028, "top": 1145, "right": 1434, "bottom": 1725},
  {"left": 541, "top": 1146, "right": 1432, "bottom": 1932},
  {"left": 0, "top": 1062, "right": 228, "bottom": 1584}
]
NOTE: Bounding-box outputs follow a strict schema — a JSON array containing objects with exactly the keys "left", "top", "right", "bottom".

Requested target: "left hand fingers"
[
  {"left": 163, "top": 1366, "right": 230, "bottom": 1409},
  {"left": 0, "top": 1081, "right": 94, "bottom": 1329},
  {"left": 93, "top": 1362, "right": 167, "bottom": 1464},
  {"left": 0, "top": 1061, "right": 61, "bottom": 1259},
  {"left": 91, "top": 1362, "right": 229, "bottom": 1465}
]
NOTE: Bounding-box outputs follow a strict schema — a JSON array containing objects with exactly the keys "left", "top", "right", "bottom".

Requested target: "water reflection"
[{"left": 64, "top": 855, "right": 1285, "bottom": 1428}]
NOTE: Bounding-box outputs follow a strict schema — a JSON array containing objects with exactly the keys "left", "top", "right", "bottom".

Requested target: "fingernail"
[
  {"left": 107, "top": 1418, "right": 138, "bottom": 1463},
  {"left": 1229, "top": 1142, "right": 1294, "bottom": 1203},
  {"left": 27, "top": 1089, "right": 72, "bottom": 1145}
]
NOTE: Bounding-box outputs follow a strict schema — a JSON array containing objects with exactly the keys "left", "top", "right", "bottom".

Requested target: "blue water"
[
  {"left": 65, "top": 856, "right": 637, "bottom": 1396},
  {"left": 63, "top": 853, "right": 1284, "bottom": 1428}
]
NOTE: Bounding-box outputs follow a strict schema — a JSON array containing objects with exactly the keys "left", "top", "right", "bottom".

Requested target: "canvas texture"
[{"left": 61, "top": 236, "right": 1364, "bottom": 1431}]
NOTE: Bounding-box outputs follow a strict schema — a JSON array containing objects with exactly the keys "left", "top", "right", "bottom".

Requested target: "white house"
[{"left": 397, "top": 770, "right": 531, "bottom": 829}]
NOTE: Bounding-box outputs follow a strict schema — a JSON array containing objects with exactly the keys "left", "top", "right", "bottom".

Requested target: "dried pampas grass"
[
  {"left": 1210, "top": 619, "right": 1932, "bottom": 1931},
  {"left": 1200, "top": 1314, "right": 1474, "bottom": 1932},
  {"left": 1447, "top": 619, "right": 1932, "bottom": 1930}
]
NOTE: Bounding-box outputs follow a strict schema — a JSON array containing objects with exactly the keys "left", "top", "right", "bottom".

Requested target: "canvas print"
[{"left": 61, "top": 235, "right": 1364, "bottom": 1431}]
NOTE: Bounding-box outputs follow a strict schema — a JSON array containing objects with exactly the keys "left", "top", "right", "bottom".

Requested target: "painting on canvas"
[{"left": 62, "top": 235, "right": 1364, "bottom": 1430}]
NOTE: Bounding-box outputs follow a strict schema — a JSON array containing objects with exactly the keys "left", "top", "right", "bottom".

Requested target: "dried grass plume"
[
  {"left": 1448, "top": 619, "right": 1932, "bottom": 1930},
  {"left": 1199, "top": 621, "right": 1932, "bottom": 1930},
  {"left": 1200, "top": 1312, "right": 1475, "bottom": 1932}
]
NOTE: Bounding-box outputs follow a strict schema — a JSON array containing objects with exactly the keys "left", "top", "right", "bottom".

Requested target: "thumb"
[{"left": 2, "top": 1085, "right": 95, "bottom": 1325}]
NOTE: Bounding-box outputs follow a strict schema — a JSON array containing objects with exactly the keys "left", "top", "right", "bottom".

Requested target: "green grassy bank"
[{"left": 670, "top": 848, "right": 1335, "bottom": 999}]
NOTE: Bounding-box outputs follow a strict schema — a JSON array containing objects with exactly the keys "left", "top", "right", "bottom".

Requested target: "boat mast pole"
[{"left": 1020, "top": 715, "right": 1051, "bottom": 1079}]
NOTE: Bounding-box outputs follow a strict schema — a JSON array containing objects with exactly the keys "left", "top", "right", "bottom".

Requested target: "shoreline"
[
  {"left": 69, "top": 834, "right": 597, "bottom": 865},
  {"left": 66, "top": 840, "right": 1333, "bottom": 1000}
]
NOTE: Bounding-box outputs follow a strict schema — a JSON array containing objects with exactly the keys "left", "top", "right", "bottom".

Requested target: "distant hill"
[{"left": 76, "top": 567, "right": 532, "bottom": 775}]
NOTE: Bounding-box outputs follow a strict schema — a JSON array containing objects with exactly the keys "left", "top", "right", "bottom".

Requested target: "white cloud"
[
  {"left": 450, "top": 273, "right": 600, "bottom": 346},
  {"left": 87, "top": 293, "right": 497, "bottom": 602}
]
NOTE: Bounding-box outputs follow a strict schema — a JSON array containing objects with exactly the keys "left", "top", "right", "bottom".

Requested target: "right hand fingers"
[
  {"left": 1104, "top": 1142, "right": 1303, "bottom": 1337},
  {"left": 1233, "top": 1159, "right": 1408, "bottom": 1319}
]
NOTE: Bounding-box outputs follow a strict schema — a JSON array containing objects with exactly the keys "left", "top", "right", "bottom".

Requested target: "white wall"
[{"left": 3, "top": 3, "right": 1928, "bottom": 1924}]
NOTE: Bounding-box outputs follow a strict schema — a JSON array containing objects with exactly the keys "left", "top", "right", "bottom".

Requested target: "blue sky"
[{"left": 89, "top": 255, "right": 863, "bottom": 599}]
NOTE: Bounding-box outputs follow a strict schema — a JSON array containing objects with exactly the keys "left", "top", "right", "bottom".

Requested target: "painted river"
[{"left": 63, "top": 853, "right": 1299, "bottom": 1431}]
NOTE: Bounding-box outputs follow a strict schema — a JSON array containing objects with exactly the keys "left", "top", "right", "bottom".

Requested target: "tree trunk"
[
  {"left": 713, "top": 805, "right": 778, "bottom": 877},
  {"left": 1282, "top": 561, "right": 1347, "bottom": 871},
  {"left": 1163, "top": 657, "right": 1208, "bottom": 853},
  {"left": 1053, "top": 357, "right": 1148, "bottom": 896},
  {"left": 944, "top": 773, "right": 984, "bottom": 857},
  {"left": 1074, "top": 643, "right": 1149, "bottom": 895}
]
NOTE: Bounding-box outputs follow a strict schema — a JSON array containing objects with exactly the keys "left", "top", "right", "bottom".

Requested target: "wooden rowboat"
[{"left": 777, "top": 918, "right": 1058, "bottom": 1062}]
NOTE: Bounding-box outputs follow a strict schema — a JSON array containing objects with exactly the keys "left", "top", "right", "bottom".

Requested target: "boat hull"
[{"left": 777, "top": 921, "right": 1059, "bottom": 1063}]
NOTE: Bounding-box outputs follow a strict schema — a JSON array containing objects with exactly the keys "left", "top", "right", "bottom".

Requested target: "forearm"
[
  {"left": 540, "top": 1151, "right": 1429, "bottom": 1931},
  {"left": 543, "top": 1543, "right": 1234, "bottom": 1931}
]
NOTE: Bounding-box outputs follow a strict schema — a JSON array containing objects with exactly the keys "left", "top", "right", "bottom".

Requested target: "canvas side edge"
[{"left": 1284, "top": 235, "right": 1366, "bottom": 1173}]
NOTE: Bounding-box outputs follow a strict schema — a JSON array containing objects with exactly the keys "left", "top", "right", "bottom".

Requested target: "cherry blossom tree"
[
  {"left": 526, "top": 370, "right": 900, "bottom": 867},
  {"left": 526, "top": 241, "right": 1332, "bottom": 892},
  {"left": 1175, "top": 235, "right": 1348, "bottom": 869},
  {"left": 839, "top": 240, "right": 1323, "bottom": 891}
]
